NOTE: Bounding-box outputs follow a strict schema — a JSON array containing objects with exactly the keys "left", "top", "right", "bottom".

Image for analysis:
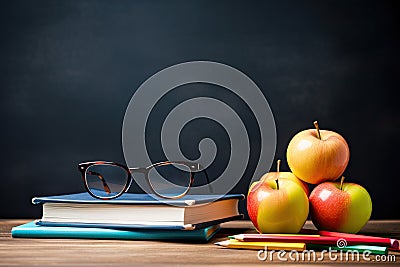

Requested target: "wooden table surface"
[{"left": 0, "top": 219, "right": 399, "bottom": 266}]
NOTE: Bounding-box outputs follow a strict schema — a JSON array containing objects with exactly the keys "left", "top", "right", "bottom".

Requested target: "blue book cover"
[
  {"left": 12, "top": 221, "right": 220, "bottom": 242},
  {"left": 32, "top": 192, "right": 244, "bottom": 206},
  {"left": 35, "top": 215, "right": 243, "bottom": 230}
]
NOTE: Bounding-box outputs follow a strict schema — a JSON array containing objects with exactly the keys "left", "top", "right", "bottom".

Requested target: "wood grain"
[{"left": 0, "top": 220, "right": 399, "bottom": 266}]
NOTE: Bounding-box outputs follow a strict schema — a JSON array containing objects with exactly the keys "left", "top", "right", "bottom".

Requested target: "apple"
[
  {"left": 247, "top": 170, "right": 309, "bottom": 233},
  {"left": 259, "top": 160, "right": 309, "bottom": 195},
  {"left": 286, "top": 121, "right": 350, "bottom": 184},
  {"left": 309, "top": 177, "right": 372, "bottom": 233}
]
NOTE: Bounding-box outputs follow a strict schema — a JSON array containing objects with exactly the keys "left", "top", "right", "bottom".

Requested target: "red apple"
[
  {"left": 309, "top": 177, "right": 372, "bottom": 233},
  {"left": 247, "top": 172, "right": 309, "bottom": 233},
  {"left": 286, "top": 121, "right": 350, "bottom": 184}
]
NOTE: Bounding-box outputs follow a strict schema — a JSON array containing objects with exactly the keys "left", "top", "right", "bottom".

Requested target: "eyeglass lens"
[
  {"left": 147, "top": 163, "right": 192, "bottom": 198},
  {"left": 85, "top": 164, "right": 129, "bottom": 198}
]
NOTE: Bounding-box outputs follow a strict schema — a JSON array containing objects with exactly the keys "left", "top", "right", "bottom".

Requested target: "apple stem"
[
  {"left": 340, "top": 176, "right": 345, "bottom": 190},
  {"left": 314, "top": 121, "right": 322, "bottom": 140},
  {"left": 275, "top": 159, "right": 281, "bottom": 190},
  {"left": 275, "top": 179, "right": 279, "bottom": 190}
]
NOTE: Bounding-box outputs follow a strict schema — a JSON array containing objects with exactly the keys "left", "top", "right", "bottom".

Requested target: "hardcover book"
[{"left": 32, "top": 192, "right": 244, "bottom": 230}]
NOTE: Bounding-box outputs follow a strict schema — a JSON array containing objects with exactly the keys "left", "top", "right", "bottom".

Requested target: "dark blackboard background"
[{"left": 1, "top": 0, "right": 399, "bottom": 219}]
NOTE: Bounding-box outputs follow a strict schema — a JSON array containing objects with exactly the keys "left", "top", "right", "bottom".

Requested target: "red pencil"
[
  {"left": 232, "top": 234, "right": 393, "bottom": 247},
  {"left": 300, "top": 229, "right": 399, "bottom": 250}
]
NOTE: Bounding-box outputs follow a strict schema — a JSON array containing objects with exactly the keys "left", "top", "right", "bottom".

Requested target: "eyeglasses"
[{"left": 78, "top": 161, "right": 211, "bottom": 200}]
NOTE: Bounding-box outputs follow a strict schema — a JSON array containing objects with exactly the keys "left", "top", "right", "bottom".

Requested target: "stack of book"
[
  {"left": 215, "top": 230, "right": 400, "bottom": 255},
  {"left": 12, "top": 192, "right": 244, "bottom": 242}
]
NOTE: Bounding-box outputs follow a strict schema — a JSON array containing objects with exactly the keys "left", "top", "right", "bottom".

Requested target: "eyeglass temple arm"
[
  {"left": 203, "top": 169, "right": 214, "bottom": 193},
  {"left": 87, "top": 171, "right": 112, "bottom": 194},
  {"left": 193, "top": 163, "right": 213, "bottom": 194}
]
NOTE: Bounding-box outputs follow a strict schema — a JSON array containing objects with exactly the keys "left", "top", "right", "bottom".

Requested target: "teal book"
[
  {"left": 11, "top": 221, "right": 220, "bottom": 242},
  {"left": 32, "top": 192, "right": 244, "bottom": 230}
]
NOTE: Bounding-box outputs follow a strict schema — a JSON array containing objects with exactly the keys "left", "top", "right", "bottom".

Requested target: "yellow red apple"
[
  {"left": 286, "top": 121, "right": 350, "bottom": 184},
  {"left": 247, "top": 172, "right": 309, "bottom": 233},
  {"left": 309, "top": 177, "right": 372, "bottom": 233}
]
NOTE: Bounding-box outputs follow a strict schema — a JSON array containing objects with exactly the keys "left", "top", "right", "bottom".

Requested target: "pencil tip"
[{"left": 214, "top": 240, "right": 229, "bottom": 246}]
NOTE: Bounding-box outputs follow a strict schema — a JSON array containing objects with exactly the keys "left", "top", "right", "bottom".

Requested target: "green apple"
[
  {"left": 247, "top": 174, "right": 309, "bottom": 233},
  {"left": 309, "top": 177, "right": 372, "bottom": 233}
]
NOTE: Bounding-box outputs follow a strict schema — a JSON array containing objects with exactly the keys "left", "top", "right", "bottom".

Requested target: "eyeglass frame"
[{"left": 78, "top": 161, "right": 211, "bottom": 200}]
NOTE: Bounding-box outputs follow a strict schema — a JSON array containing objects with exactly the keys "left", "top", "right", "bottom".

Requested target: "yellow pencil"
[{"left": 214, "top": 239, "right": 305, "bottom": 251}]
